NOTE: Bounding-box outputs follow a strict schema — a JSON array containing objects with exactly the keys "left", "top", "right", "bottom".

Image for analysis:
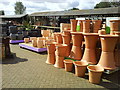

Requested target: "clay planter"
[
  {"left": 110, "top": 20, "right": 120, "bottom": 31},
  {"left": 46, "top": 42, "right": 56, "bottom": 54},
  {"left": 30, "top": 37, "right": 37, "bottom": 41},
  {"left": 65, "top": 45, "right": 71, "bottom": 57},
  {"left": 32, "top": 39, "right": 37, "bottom": 47},
  {"left": 64, "top": 59, "right": 73, "bottom": 72},
  {"left": 56, "top": 44, "right": 68, "bottom": 57},
  {"left": 56, "top": 33, "right": 63, "bottom": 44},
  {"left": 62, "top": 34, "right": 71, "bottom": 45},
  {"left": 54, "top": 56, "right": 65, "bottom": 68},
  {"left": 24, "top": 38, "right": 29, "bottom": 43},
  {"left": 87, "top": 65, "right": 104, "bottom": 84},
  {"left": 63, "top": 30, "right": 71, "bottom": 36},
  {"left": 73, "top": 61, "right": 88, "bottom": 77},
  {"left": 70, "top": 19, "right": 78, "bottom": 32},
  {"left": 41, "top": 30, "right": 50, "bottom": 37},
  {"left": 92, "top": 20, "right": 102, "bottom": 32},
  {"left": 98, "top": 35, "right": 119, "bottom": 70},
  {"left": 46, "top": 53, "right": 55, "bottom": 65},
  {"left": 82, "top": 33, "right": 99, "bottom": 64},
  {"left": 98, "top": 30, "right": 106, "bottom": 35},
  {"left": 83, "top": 20, "right": 91, "bottom": 33},
  {"left": 37, "top": 40, "right": 44, "bottom": 48}
]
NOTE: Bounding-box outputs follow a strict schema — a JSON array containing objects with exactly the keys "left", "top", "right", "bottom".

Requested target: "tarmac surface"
[{"left": 2, "top": 44, "right": 120, "bottom": 89}]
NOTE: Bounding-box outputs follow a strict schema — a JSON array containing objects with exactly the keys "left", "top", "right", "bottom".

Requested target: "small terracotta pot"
[
  {"left": 54, "top": 56, "right": 64, "bottom": 68},
  {"left": 64, "top": 59, "right": 73, "bottom": 72},
  {"left": 30, "top": 37, "right": 37, "bottom": 41},
  {"left": 24, "top": 38, "right": 29, "bottom": 43},
  {"left": 46, "top": 53, "right": 55, "bottom": 65},
  {"left": 62, "top": 34, "right": 71, "bottom": 45},
  {"left": 73, "top": 61, "right": 88, "bottom": 77},
  {"left": 32, "top": 39, "right": 37, "bottom": 47},
  {"left": 37, "top": 40, "right": 44, "bottom": 48},
  {"left": 87, "top": 65, "right": 104, "bottom": 84},
  {"left": 56, "top": 33, "right": 63, "bottom": 44},
  {"left": 56, "top": 44, "right": 68, "bottom": 57},
  {"left": 110, "top": 20, "right": 120, "bottom": 31},
  {"left": 70, "top": 19, "right": 78, "bottom": 32},
  {"left": 69, "top": 46, "right": 82, "bottom": 60},
  {"left": 46, "top": 42, "right": 56, "bottom": 54}
]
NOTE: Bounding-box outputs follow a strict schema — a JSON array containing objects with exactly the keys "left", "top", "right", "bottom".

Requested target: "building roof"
[
  {"left": 0, "top": 14, "right": 27, "bottom": 19},
  {"left": 30, "top": 7, "right": 120, "bottom": 17}
]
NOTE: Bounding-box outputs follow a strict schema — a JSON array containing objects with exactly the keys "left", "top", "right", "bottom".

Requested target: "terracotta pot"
[
  {"left": 46, "top": 42, "right": 56, "bottom": 54},
  {"left": 65, "top": 45, "right": 71, "bottom": 57},
  {"left": 30, "top": 37, "right": 37, "bottom": 41},
  {"left": 41, "top": 30, "right": 50, "bottom": 37},
  {"left": 24, "top": 38, "right": 29, "bottom": 43},
  {"left": 114, "top": 50, "right": 120, "bottom": 67},
  {"left": 56, "top": 33, "right": 63, "bottom": 44},
  {"left": 32, "top": 39, "right": 37, "bottom": 47},
  {"left": 62, "top": 34, "right": 71, "bottom": 45},
  {"left": 110, "top": 20, "right": 120, "bottom": 31},
  {"left": 70, "top": 19, "right": 78, "bottom": 32},
  {"left": 87, "top": 65, "right": 104, "bottom": 84},
  {"left": 100, "top": 35, "right": 118, "bottom": 52},
  {"left": 71, "top": 32, "right": 83, "bottom": 46},
  {"left": 73, "top": 61, "right": 88, "bottom": 77},
  {"left": 37, "top": 37, "right": 46, "bottom": 41},
  {"left": 82, "top": 48, "right": 97, "bottom": 64},
  {"left": 83, "top": 33, "right": 99, "bottom": 49},
  {"left": 63, "top": 30, "right": 71, "bottom": 36},
  {"left": 83, "top": 20, "right": 91, "bottom": 29},
  {"left": 64, "top": 59, "right": 73, "bottom": 72},
  {"left": 37, "top": 40, "right": 44, "bottom": 48},
  {"left": 56, "top": 44, "right": 68, "bottom": 57},
  {"left": 98, "top": 35, "right": 119, "bottom": 70},
  {"left": 98, "top": 30, "right": 106, "bottom": 35},
  {"left": 46, "top": 53, "right": 55, "bottom": 65},
  {"left": 92, "top": 20, "right": 102, "bottom": 31},
  {"left": 69, "top": 46, "right": 82, "bottom": 60},
  {"left": 54, "top": 56, "right": 64, "bottom": 68}
]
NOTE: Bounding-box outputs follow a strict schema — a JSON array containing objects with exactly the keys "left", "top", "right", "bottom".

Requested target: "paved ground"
[{"left": 1, "top": 44, "right": 120, "bottom": 89}]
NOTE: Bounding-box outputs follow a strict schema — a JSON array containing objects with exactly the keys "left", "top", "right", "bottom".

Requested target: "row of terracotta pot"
[{"left": 64, "top": 60, "right": 104, "bottom": 84}]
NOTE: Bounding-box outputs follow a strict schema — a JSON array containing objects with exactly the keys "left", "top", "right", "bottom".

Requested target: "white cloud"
[{"left": 0, "top": 0, "right": 102, "bottom": 15}]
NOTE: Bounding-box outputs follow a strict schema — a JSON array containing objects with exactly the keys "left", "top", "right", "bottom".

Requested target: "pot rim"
[
  {"left": 87, "top": 65, "right": 104, "bottom": 72},
  {"left": 64, "top": 59, "right": 73, "bottom": 63},
  {"left": 73, "top": 61, "right": 88, "bottom": 66}
]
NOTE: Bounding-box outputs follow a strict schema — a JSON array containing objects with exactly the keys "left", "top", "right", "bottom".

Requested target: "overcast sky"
[{"left": 0, "top": 0, "right": 102, "bottom": 15}]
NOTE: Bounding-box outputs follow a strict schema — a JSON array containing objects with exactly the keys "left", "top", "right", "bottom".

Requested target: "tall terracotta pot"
[
  {"left": 73, "top": 61, "right": 88, "bottom": 77},
  {"left": 62, "top": 34, "right": 71, "bottom": 45},
  {"left": 64, "top": 59, "right": 73, "bottom": 72},
  {"left": 87, "top": 65, "right": 104, "bottom": 84},
  {"left": 56, "top": 33, "right": 63, "bottom": 44},
  {"left": 32, "top": 39, "right": 37, "bottom": 47},
  {"left": 24, "top": 38, "right": 29, "bottom": 43},
  {"left": 92, "top": 20, "right": 102, "bottom": 33},
  {"left": 83, "top": 20, "right": 91, "bottom": 33},
  {"left": 110, "top": 20, "right": 120, "bottom": 31},
  {"left": 54, "top": 56, "right": 65, "bottom": 68},
  {"left": 37, "top": 40, "right": 44, "bottom": 48},
  {"left": 70, "top": 19, "right": 78, "bottom": 32},
  {"left": 98, "top": 35, "right": 119, "bottom": 70}
]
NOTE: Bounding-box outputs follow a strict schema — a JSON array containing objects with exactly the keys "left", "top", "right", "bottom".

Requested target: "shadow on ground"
[{"left": 1, "top": 53, "right": 28, "bottom": 64}]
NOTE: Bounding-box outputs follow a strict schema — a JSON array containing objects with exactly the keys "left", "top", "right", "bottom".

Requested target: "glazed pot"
[
  {"left": 46, "top": 53, "right": 55, "bottom": 65},
  {"left": 70, "top": 19, "right": 78, "bottom": 32},
  {"left": 54, "top": 56, "right": 65, "bottom": 68},
  {"left": 110, "top": 20, "right": 120, "bottom": 31},
  {"left": 56, "top": 44, "right": 68, "bottom": 57},
  {"left": 73, "top": 61, "right": 88, "bottom": 77},
  {"left": 64, "top": 59, "right": 73, "bottom": 72},
  {"left": 37, "top": 40, "right": 44, "bottom": 48},
  {"left": 56, "top": 33, "right": 63, "bottom": 44},
  {"left": 24, "top": 38, "right": 29, "bottom": 43},
  {"left": 32, "top": 39, "right": 37, "bottom": 47},
  {"left": 98, "top": 35, "right": 119, "bottom": 70},
  {"left": 76, "top": 20, "right": 83, "bottom": 32},
  {"left": 87, "top": 65, "right": 104, "bottom": 84}
]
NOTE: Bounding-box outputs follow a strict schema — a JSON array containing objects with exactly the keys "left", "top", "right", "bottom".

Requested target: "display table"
[
  {"left": 98, "top": 35, "right": 119, "bottom": 70},
  {"left": 10, "top": 40, "right": 24, "bottom": 44},
  {"left": 82, "top": 33, "right": 99, "bottom": 64}
]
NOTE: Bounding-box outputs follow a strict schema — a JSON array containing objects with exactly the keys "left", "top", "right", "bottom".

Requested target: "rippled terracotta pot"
[
  {"left": 98, "top": 35, "right": 119, "bottom": 70},
  {"left": 92, "top": 20, "right": 102, "bottom": 33},
  {"left": 54, "top": 56, "right": 65, "bottom": 68},
  {"left": 87, "top": 65, "right": 104, "bottom": 84},
  {"left": 73, "top": 61, "right": 88, "bottom": 77},
  {"left": 69, "top": 32, "right": 83, "bottom": 60},
  {"left": 24, "top": 38, "right": 29, "bottom": 43},
  {"left": 56, "top": 44, "right": 68, "bottom": 57},
  {"left": 32, "top": 39, "right": 37, "bottom": 47},
  {"left": 37, "top": 40, "right": 44, "bottom": 48},
  {"left": 56, "top": 33, "right": 63, "bottom": 44},
  {"left": 82, "top": 33, "right": 99, "bottom": 64},
  {"left": 110, "top": 20, "right": 120, "bottom": 31},
  {"left": 64, "top": 59, "right": 73, "bottom": 72},
  {"left": 70, "top": 19, "right": 78, "bottom": 32}
]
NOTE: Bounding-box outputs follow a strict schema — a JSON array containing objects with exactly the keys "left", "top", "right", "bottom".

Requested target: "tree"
[
  {"left": 14, "top": 2, "right": 26, "bottom": 14},
  {"left": 68, "top": 7, "right": 79, "bottom": 10},
  {"left": 0, "top": 10, "right": 5, "bottom": 15}
]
